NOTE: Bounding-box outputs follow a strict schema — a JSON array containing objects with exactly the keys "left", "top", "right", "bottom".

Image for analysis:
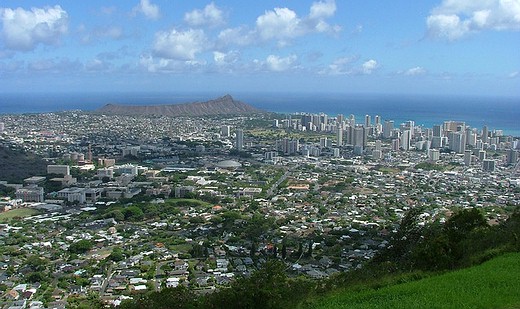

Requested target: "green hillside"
[
  {"left": 304, "top": 252, "right": 520, "bottom": 309},
  {"left": 0, "top": 144, "right": 47, "bottom": 183}
]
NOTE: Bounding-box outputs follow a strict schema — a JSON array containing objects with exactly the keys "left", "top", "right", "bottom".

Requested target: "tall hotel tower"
[{"left": 236, "top": 129, "right": 244, "bottom": 151}]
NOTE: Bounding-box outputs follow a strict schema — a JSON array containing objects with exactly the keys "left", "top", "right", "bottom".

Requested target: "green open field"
[
  {"left": 0, "top": 208, "right": 40, "bottom": 222},
  {"left": 305, "top": 253, "right": 520, "bottom": 309}
]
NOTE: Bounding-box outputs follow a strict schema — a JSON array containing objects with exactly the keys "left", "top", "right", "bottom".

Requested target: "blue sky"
[{"left": 0, "top": 0, "right": 519, "bottom": 96}]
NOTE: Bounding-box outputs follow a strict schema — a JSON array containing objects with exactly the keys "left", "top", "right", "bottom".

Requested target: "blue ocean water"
[{"left": 1, "top": 92, "right": 519, "bottom": 136}]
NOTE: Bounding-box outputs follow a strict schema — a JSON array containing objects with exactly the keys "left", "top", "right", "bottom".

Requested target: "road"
[
  {"left": 100, "top": 264, "right": 114, "bottom": 295},
  {"left": 267, "top": 168, "right": 291, "bottom": 197}
]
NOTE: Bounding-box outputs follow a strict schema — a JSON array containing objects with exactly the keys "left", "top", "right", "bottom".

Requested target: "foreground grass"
[
  {"left": 304, "top": 253, "right": 520, "bottom": 309},
  {"left": 0, "top": 208, "right": 40, "bottom": 222}
]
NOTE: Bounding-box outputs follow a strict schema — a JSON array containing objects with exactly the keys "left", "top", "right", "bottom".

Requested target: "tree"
[
  {"left": 281, "top": 242, "right": 287, "bottom": 259},
  {"left": 107, "top": 209, "right": 124, "bottom": 221},
  {"left": 372, "top": 207, "right": 425, "bottom": 268},
  {"left": 250, "top": 242, "right": 257, "bottom": 258},
  {"left": 26, "top": 272, "right": 45, "bottom": 283},
  {"left": 109, "top": 247, "right": 124, "bottom": 262},
  {"left": 123, "top": 206, "right": 144, "bottom": 221},
  {"left": 69, "top": 240, "right": 93, "bottom": 254},
  {"left": 26, "top": 255, "right": 48, "bottom": 271},
  {"left": 444, "top": 208, "right": 487, "bottom": 241},
  {"left": 204, "top": 260, "right": 314, "bottom": 309},
  {"left": 119, "top": 285, "right": 199, "bottom": 309},
  {"left": 306, "top": 239, "right": 313, "bottom": 257}
]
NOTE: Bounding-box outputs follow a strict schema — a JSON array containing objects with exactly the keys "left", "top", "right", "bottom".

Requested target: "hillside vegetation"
[
  {"left": 304, "top": 252, "right": 520, "bottom": 309},
  {"left": 0, "top": 144, "right": 47, "bottom": 183},
  {"left": 111, "top": 208, "right": 520, "bottom": 309}
]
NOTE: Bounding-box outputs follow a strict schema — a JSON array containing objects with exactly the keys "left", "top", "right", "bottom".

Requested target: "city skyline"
[{"left": 0, "top": 0, "right": 519, "bottom": 97}]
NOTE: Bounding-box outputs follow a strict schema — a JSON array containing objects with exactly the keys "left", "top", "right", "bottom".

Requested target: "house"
[
  {"left": 69, "top": 285, "right": 84, "bottom": 294},
  {"left": 174, "top": 259, "right": 188, "bottom": 271},
  {"left": 6, "top": 300, "right": 27, "bottom": 309},
  {"left": 166, "top": 277, "right": 180, "bottom": 288}
]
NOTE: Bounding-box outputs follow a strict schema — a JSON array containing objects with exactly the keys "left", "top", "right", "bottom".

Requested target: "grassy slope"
[
  {"left": 0, "top": 208, "right": 40, "bottom": 222},
  {"left": 305, "top": 253, "right": 520, "bottom": 309}
]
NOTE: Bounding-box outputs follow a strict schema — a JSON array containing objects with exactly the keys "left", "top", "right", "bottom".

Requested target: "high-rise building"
[
  {"left": 383, "top": 120, "right": 394, "bottom": 138},
  {"left": 507, "top": 149, "right": 519, "bottom": 165},
  {"left": 464, "top": 150, "right": 472, "bottom": 166},
  {"left": 433, "top": 125, "right": 442, "bottom": 137},
  {"left": 400, "top": 130, "right": 411, "bottom": 151},
  {"left": 404, "top": 121, "right": 415, "bottom": 137},
  {"left": 428, "top": 149, "right": 440, "bottom": 161},
  {"left": 364, "top": 115, "right": 371, "bottom": 127},
  {"left": 374, "top": 115, "right": 381, "bottom": 125},
  {"left": 320, "top": 137, "right": 328, "bottom": 148},
  {"left": 354, "top": 126, "right": 366, "bottom": 150},
  {"left": 0, "top": 122, "right": 4, "bottom": 133},
  {"left": 444, "top": 121, "right": 465, "bottom": 133},
  {"left": 320, "top": 113, "right": 328, "bottom": 128},
  {"left": 221, "top": 125, "right": 231, "bottom": 137},
  {"left": 482, "top": 159, "right": 496, "bottom": 172},
  {"left": 431, "top": 136, "right": 443, "bottom": 149},
  {"left": 276, "top": 138, "right": 299, "bottom": 155},
  {"left": 349, "top": 114, "right": 355, "bottom": 126},
  {"left": 451, "top": 132, "right": 466, "bottom": 154},
  {"left": 337, "top": 114, "right": 344, "bottom": 125},
  {"left": 337, "top": 126, "right": 343, "bottom": 146},
  {"left": 392, "top": 139, "right": 400, "bottom": 151},
  {"left": 372, "top": 149, "right": 382, "bottom": 159},
  {"left": 478, "top": 150, "right": 486, "bottom": 161},
  {"left": 264, "top": 151, "right": 278, "bottom": 160},
  {"left": 235, "top": 129, "right": 244, "bottom": 151},
  {"left": 482, "top": 125, "right": 489, "bottom": 143},
  {"left": 467, "top": 132, "right": 477, "bottom": 146}
]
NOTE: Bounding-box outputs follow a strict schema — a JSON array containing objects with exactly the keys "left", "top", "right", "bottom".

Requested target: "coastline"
[{"left": 1, "top": 92, "right": 519, "bottom": 137}]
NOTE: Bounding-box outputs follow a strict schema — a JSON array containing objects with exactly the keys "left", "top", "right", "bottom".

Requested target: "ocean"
[{"left": 1, "top": 92, "right": 519, "bottom": 136}]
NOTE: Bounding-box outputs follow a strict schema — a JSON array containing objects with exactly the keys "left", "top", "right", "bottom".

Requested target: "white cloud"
[
  {"left": 427, "top": 0, "right": 520, "bottom": 40},
  {"left": 309, "top": 0, "right": 336, "bottom": 19},
  {"left": 153, "top": 28, "right": 208, "bottom": 60},
  {"left": 139, "top": 54, "right": 206, "bottom": 73},
  {"left": 132, "top": 0, "right": 160, "bottom": 20},
  {"left": 265, "top": 54, "right": 298, "bottom": 72},
  {"left": 362, "top": 59, "right": 378, "bottom": 74},
  {"left": 245, "top": 1, "right": 340, "bottom": 46},
  {"left": 319, "top": 56, "right": 358, "bottom": 75},
  {"left": 427, "top": 14, "right": 470, "bottom": 40},
  {"left": 0, "top": 5, "right": 68, "bottom": 51},
  {"left": 217, "top": 26, "right": 255, "bottom": 46},
  {"left": 213, "top": 50, "right": 240, "bottom": 66},
  {"left": 256, "top": 8, "right": 302, "bottom": 41},
  {"left": 404, "top": 66, "right": 427, "bottom": 76},
  {"left": 509, "top": 71, "right": 519, "bottom": 78},
  {"left": 215, "top": 1, "right": 339, "bottom": 49},
  {"left": 185, "top": 3, "right": 225, "bottom": 28}
]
